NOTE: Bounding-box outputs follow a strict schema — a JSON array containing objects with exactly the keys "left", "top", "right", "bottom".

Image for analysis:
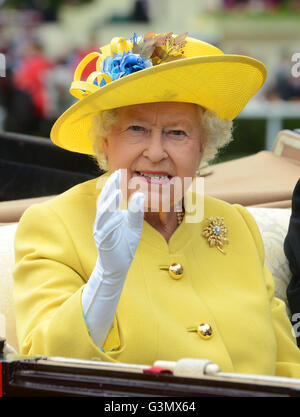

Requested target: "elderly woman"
[{"left": 13, "top": 32, "right": 300, "bottom": 378}]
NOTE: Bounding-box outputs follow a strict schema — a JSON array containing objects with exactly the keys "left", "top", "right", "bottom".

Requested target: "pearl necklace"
[{"left": 176, "top": 210, "right": 185, "bottom": 226}]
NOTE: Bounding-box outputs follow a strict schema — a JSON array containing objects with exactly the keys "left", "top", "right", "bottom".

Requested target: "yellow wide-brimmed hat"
[{"left": 50, "top": 32, "right": 267, "bottom": 155}]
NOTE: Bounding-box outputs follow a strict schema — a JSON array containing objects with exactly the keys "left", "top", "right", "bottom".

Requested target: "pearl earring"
[{"left": 101, "top": 158, "right": 108, "bottom": 170}]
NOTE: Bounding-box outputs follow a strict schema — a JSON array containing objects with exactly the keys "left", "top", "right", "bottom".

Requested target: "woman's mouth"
[{"left": 133, "top": 171, "right": 172, "bottom": 185}]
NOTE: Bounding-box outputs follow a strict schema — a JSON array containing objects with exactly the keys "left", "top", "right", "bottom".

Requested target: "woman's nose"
[{"left": 142, "top": 129, "right": 168, "bottom": 162}]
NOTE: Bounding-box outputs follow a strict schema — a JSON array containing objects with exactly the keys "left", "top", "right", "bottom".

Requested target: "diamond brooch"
[{"left": 202, "top": 217, "right": 229, "bottom": 254}]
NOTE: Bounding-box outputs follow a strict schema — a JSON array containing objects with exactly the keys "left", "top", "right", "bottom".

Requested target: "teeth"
[{"left": 139, "top": 172, "right": 169, "bottom": 180}]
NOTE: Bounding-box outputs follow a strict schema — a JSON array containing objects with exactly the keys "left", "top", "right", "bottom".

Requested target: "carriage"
[{"left": 1, "top": 128, "right": 300, "bottom": 397}]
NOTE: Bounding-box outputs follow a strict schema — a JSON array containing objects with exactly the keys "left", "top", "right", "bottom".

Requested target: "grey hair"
[{"left": 88, "top": 106, "right": 233, "bottom": 171}]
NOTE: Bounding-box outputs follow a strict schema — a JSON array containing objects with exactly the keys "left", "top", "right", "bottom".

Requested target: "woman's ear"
[
  {"left": 197, "top": 140, "right": 205, "bottom": 165},
  {"left": 102, "top": 137, "right": 108, "bottom": 159}
]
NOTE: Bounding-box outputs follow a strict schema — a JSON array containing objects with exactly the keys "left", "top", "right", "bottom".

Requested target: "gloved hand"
[
  {"left": 81, "top": 169, "right": 145, "bottom": 347},
  {"left": 93, "top": 168, "right": 145, "bottom": 275}
]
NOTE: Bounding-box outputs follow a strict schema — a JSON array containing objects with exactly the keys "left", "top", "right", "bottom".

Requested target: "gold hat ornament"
[{"left": 50, "top": 31, "right": 267, "bottom": 155}]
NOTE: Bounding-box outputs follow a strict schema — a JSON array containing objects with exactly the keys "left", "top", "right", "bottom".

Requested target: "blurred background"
[{"left": 0, "top": 0, "right": 300, "bottom": 200}]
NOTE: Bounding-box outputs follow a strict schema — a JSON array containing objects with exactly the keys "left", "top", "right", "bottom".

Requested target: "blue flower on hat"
[{"left": 99, "top": 51, "right": 152, "bottom": 86}]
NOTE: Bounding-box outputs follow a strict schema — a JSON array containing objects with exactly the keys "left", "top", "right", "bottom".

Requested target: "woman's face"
[{"left": 103, "top": 102, "right": 203, "bottom": 211}]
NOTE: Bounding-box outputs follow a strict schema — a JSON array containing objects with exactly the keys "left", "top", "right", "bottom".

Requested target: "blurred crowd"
[
  {"left": 265, "top": 52, "right": 300, "bottom": 102},
  {"left": 222, "top": 0, "right": 300, "bottom": 12},
  {"left": 0, "top": 0, "right": 299, "bottom": 138},
  {"left": 0, "top": 7, "right": 94, "bottom": 137},
  {"left": 0, "top": 1, "right": 150, "bottom": 137}
]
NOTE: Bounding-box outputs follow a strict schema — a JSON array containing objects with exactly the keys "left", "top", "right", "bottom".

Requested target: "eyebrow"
[
  {"left": 163, "top": 119, "right": 194, "bottom": 128},
  {"left": 124, "top": 114, "right": 195, "bottom": 128}
]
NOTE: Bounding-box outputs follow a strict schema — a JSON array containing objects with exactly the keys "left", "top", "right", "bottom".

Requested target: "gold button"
[
  {"left": 197, "top": 323, "right": 213, "bottom": 339},
  {"left": 168, "top": 263, "right": 183, "bottom": 280}
]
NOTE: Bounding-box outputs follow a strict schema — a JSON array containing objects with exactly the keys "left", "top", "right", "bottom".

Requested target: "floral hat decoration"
[{"left": 50, "top": 31, "right": 267, "bottom": 155}]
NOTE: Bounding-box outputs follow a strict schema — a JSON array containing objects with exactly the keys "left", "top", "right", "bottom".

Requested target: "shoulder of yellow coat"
[
  {"left": 232, "top": 203, "right": 265, "bottom": 265},
  {"left": 47, "top": 176, "right": 101, "bottom": 206},
  {"left": 16, "top": 175, "right": 101, "bottom": 238},
  {"left": 14, "top": 176, "right": 104, "bottom": 278},
  {"left": 18, "top": 175, "right": 102, "bottom": 222}
]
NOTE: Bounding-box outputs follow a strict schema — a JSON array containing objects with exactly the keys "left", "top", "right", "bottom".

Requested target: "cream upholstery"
[
  {"left": 0, "top": 223, "right": 19, "bottom": 351},
  {"left": 247, "top": 207, "right": 292, "bottom": 317},
  {"left": 0, "top": 208, "right": 293, "bottom": 353}
]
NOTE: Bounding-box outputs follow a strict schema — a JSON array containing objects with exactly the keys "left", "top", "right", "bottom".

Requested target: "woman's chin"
[{"left": 142, "top": 192, "right": 180, "bottom": 213}]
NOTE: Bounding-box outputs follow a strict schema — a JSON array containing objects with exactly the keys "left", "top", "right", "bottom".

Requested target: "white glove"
[{"left": 81, "top": 169, "right": 145, "bottom": 347}]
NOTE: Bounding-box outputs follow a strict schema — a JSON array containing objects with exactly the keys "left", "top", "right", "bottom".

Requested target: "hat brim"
[{"left": 50, "top": 54, "right": 267, "bottom": 155}]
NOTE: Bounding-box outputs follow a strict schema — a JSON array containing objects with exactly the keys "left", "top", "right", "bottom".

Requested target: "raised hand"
[
  {"left": 81, "top": 169, "right": 145, "bottom": 347},
  {"left": 93, "top": 169, "right": 145, "bottom": 274}
]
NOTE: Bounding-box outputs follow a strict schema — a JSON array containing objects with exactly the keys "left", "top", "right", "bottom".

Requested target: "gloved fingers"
[
  {"left": 100, "top": 187, "right": 123, "bottom": 215},
  {"left": 94, "top": 189, "right": 123, "bottom": 240},
  {"left": 94, "top": 213, "right": 123, "bottom": 248},
  {"left": 96, "top": 169, "right": 121, "bottom": 211},
  {"left": 127, "top": 192, "right": 145, "bottom": 229},
  {"left": 98, "top": 225, "right": 122, "bottom": 252}
]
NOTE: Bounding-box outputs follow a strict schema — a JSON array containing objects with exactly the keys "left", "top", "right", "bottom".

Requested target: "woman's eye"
[
  {"left": 128, "top": 125, "right": 145, "bottom": 132},
  {"left": 168, "top": 130, "right": 187, "bottom": 137}
]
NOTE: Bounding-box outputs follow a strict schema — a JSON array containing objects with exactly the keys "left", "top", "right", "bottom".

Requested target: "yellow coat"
[{"left": 13, "top": 176, "right": 300, "bottom": 377}]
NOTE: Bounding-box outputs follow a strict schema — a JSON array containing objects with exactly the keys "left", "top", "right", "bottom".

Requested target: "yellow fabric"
[
  {"left": 50, "top": 35, "right": 266, "bottom": 155},
  {"left": 13, "top": 176, "right": 300, "bottom": 377}
]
